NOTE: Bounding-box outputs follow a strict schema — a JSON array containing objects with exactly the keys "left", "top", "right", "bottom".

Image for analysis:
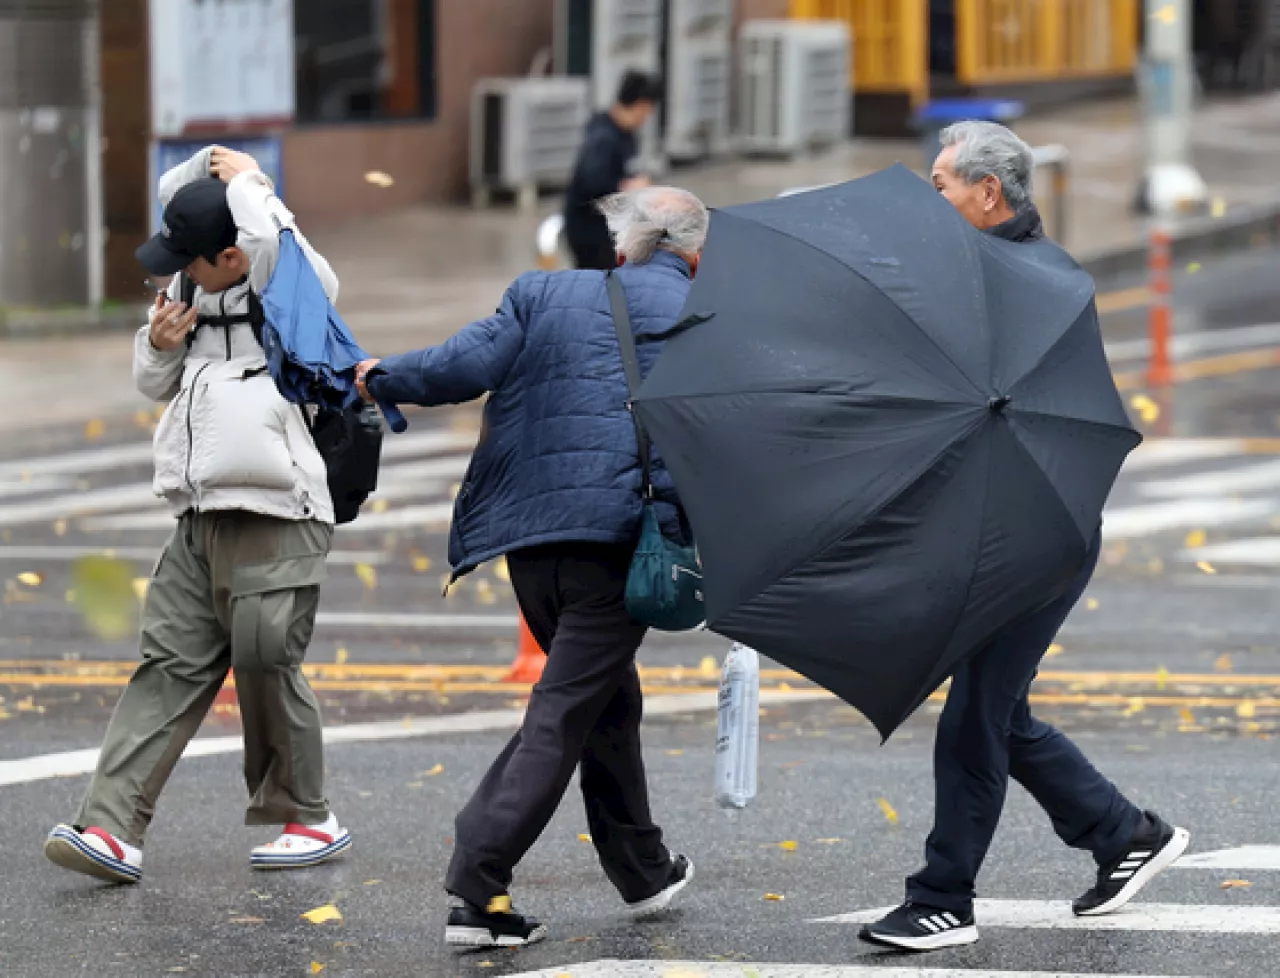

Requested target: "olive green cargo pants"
[{"left": 75, "top": 511, "right": 333, "bottom": 846}]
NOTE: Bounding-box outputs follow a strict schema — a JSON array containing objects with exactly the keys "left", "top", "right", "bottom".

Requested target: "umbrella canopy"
[
  {"left": 260, "top": 230, "right": 408, "bottom": 432},
  {"left": 634, "top": 165, "right": 1141, "bottom": 738}
]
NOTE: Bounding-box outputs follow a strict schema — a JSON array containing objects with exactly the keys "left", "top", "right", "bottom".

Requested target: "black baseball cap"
[{"left": 136, "top": 177, "right": 239, "bottom": 276}]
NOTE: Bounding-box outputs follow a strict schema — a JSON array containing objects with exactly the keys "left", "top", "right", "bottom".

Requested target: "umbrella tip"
[{"left": 988, "top": 395, "right": 1012, "bottom": 414}]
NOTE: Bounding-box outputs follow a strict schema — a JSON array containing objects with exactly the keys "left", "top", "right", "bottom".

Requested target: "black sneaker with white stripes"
[
  {"left": 444, "top": 894, "right": 547, "bottom": 948},
  {"left": 1073, "top": 811, "right": 1190, "bottom": 916},
  {"left": 625, "top": 854, "right": 695, "bottom": 918},
  {"left": 858, "top": 901, "right": 979, "bottom": 951}
]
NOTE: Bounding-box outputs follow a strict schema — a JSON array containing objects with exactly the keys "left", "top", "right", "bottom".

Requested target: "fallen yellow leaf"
[
  {"left": 578, "top": 833, "right": 593, "bottom": 843},
  {"left": 764, "top": 892, "right": 785, "bottom": 901},
  {"left": 335, "top": 647, "right": 350, "bottom": 666},
  {"left": 1187, "top": 261, "right": 1202, "bottom": 274},
  {"left": 1221, "top": 879, "right": 1253, "bottom": 889},
  {"left": 1123, "top": 697, "right": 1146, "bottom": 716},
  {"left": 493, "top": 557, "right": 510, "bottom": 583},
  {"left": 1156, "top": 667, "right": 1170, "bottom": 691},
  {"left": 301, "top": 904, "right": 343, "bottom": 925},
  {"left": 1085, "top": 598, "right": 1099, "bottom": 611},
  {"left": 1236, "top": 700, "right": 1257, "bottom": 719},
  {"left": 1196, "top": 560, "right": 1217, "bottom": 575},
  {"left": 363, "top": 879, "right": 382, "bottom": 886},
  {"left": 1184, "top": 528, "right": 1207, "bottom": 549},
  {"left": 371, "top": 499, "right": 390, "bottom": 514},
  {"left": 1179, "top": 706, "right": 1196, "bottom": 724},
  {"left": 84, "top": 418, "right": 105, "bottom": 440},
  {"left": 354, "top": 563, "right": 377, "bottom": 589},
  {"left": 310, "top": 963, "right": 325, "bottom": 974},
  {"left": 411, "top": 554, "right": 432, "bottom": 573},
  {"left": 1045, "top": 642, "right": 1064, "bottom": 658},
  {"left": 778, "top": 840, "right": 799, "bottom": 852},
  {"left": 425, "top": 763, "right": 444, "bottom": 776},
  {"left": 16, "top": 572, "right": 43, "bottom": 587},
  {"left": 876, "top": 797, "right": 899, "bottom": 824},
  {"left": 1214, "top": 654, "right": 1233, "bottom": 673},
  {"left": 1129, "top": 394, "right": 1160, "bottom": 424}
]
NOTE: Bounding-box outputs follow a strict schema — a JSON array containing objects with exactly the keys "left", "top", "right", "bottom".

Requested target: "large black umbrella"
[{"left": 635, "top": 166, "right": 1141, "bottom": 738}]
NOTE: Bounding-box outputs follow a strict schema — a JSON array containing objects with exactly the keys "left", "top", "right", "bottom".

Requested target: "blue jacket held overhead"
[{"left": 368, "top": 250, "right": 692, "bottom": 578}]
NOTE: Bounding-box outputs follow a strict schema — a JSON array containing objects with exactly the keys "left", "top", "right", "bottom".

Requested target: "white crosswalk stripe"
[
  {"left": 0, "top": 427, "right": 477, "bottom": 535},
  {"left": 4, "top": 435, "right": 1280, "bottom": 568},
  {"left": 506, "top": 967, "right": 1196, "bottom": 978}
]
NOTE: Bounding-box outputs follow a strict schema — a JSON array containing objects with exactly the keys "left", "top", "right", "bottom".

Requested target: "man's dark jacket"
[
  {"left": 563, "top": 112, "right": 638, "bottom": 269},
  {"left": 367, "top": 251, "right": 690, "bottom": 579}
]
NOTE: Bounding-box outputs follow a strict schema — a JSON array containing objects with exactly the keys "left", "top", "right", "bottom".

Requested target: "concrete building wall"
[{"left": 283, "top": 0, "right": 556, "bottom": 224}]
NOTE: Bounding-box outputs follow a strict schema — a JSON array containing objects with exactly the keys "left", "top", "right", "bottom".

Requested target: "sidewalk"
[
  {"left": 307, "top": 92, "right": 1280, "bottom": 350},
  {"left": 6, "top": 94, "right": 1280, "bottom": 429}
]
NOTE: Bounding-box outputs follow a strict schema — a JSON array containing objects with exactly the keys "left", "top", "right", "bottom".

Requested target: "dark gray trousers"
[{"left": 444, "top": 542, "right": 672, "bottom": 907}]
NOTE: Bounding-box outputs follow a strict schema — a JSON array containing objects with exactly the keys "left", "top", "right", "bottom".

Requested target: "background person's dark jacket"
[
  {"left": 563, "top": 112, "right": 638, "bottom": 268},
  {"left": 368, "top": 251, "right": 690, "bottom": 579}
]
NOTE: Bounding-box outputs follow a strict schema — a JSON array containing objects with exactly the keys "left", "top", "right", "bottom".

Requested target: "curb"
[
  {"left": 4, "top": 203, "right": 1279, "bottom": 340},
  {"left": 0, "top": 303, "right": 148, "bottom": 340},
  {"left": 1080, "top": 201, "right": 1280, "bottom": 292}
]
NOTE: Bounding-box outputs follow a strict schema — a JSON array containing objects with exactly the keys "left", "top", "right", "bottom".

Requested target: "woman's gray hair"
[
  {"left": 939, "top": 121, "right": 1034, "bottom": 214},
  {"left": 597, "top": 186, "right": 709, "bottom": 264}
]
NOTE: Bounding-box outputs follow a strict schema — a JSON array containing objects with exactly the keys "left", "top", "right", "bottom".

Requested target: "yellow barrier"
[
  {"left": 789, "top": 0, "right": 928, "bottom": 104},
  {"left": 956, "top": 0, "right": 1139, "bottom": 85}
]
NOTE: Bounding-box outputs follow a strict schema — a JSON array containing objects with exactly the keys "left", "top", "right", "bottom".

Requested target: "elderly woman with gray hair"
[
  {"left": 860, "top": 121, "right": 1189, "bottom": 953},
  {"left": 356, "top": 186, "right": 707, "bottom": 948}
]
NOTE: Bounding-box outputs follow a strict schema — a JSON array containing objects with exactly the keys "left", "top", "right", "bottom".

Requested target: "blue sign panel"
[{"left": 150, "top": 136, "right": 285, "bottom": 232}]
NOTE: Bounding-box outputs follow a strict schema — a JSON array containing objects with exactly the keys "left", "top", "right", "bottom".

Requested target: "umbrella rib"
[
  {"left": 1010, "top": 406, "right": 1142, "bottom": 439},
  {"left": 732, "top": 215, "right": 985, "bottom": 399}
]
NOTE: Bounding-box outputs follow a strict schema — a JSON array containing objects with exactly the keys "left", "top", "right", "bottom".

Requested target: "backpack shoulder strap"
[{"left": 606, "top": 270, "right": 652, "bottom": 498}]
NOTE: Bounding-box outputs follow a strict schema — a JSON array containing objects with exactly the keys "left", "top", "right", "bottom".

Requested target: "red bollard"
[
  {"left": 502, "top": 613, "right": 545, "bottom": 683},
  {"left": 1146, "top": 227, "right": 1174, "bottom": 388}
]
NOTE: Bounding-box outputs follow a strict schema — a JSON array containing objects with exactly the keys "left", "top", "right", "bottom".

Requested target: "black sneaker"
[
  {"left": 444, "top": 894, "right": 547, "bottom": 947},
  {"left": 625, "top": 854, "right": 695, "bottom": 918},
  {"left": 858, "top": 901, "right": 978, "bottom": 951},
  {"left": 1073, "top": 811, "right": 1190, "bottom": 916}
]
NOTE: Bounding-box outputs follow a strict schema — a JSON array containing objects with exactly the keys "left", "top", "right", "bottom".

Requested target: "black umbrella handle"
[{"left": 607, "top": 271, "right": 654, "bottom": 498}]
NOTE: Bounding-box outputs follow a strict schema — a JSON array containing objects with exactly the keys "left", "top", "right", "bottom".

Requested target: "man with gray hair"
[
  {"left": 930, "top": 120, "right": 1042, "bottom": 240},
  {"left": 860, "top": 122, "right": 1188, "bottom": 952},
  {"left": 355, "top": 186, "right": 707, "bottom": 948}
]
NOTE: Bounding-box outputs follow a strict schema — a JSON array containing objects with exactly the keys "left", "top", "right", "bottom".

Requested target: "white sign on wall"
[{"left": 150, "top": 0, "right": 296, "bottom": 137}]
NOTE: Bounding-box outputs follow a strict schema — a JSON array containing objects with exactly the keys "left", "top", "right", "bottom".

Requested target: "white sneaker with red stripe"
[
  {"left": 250, "top": 814, "right": 352, "bottom": 870},
  {"left": 44, "top": 824, "right": 143, "bottom": 884}
]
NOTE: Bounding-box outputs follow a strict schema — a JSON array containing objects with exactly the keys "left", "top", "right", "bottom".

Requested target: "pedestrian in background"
[
  {"left": 356, "top": 186, "right": 706, "bottom": 948},
  {"left": 44, "top": 146, "right": 351, "bottom": 885},
  {"left": 860, "top": 121, "right": 1190, "bottom": 952},
  {"left": 563, "top": 70, "right": 664, "bottom": 270}
]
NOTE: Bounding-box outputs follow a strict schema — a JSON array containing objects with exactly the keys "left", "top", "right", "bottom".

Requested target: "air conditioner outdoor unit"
[
  {"left": 662, "top": 0, "right": 733, "bottom": 162},
  {"left": 737, "top": 19, "right": 852, "bottom": 157},
  {"left": 470, "top": 77, "right": 592, "bottom": 209},
  {"left": 554, "top": 0, "right": 665, "bottom": 172}
]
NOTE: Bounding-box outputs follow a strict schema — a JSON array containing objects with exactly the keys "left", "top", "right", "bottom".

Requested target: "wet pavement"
[{"left": 5, "top": 208, "right": 1280, "bottom": 975}]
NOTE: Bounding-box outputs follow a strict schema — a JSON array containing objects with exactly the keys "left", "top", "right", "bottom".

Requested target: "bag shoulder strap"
[{"left": 605, "top": 270, "right": 652, "bottom": 497}]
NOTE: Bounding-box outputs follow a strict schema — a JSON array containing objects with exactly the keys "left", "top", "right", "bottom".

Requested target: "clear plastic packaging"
[{"left": 715, "top": 642, "right": 760, "bottom": 810}]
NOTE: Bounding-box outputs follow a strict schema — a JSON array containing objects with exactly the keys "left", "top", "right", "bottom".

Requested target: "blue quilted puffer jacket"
[{"left": 368, "top": 250, "right": 692, "bottom": 579}]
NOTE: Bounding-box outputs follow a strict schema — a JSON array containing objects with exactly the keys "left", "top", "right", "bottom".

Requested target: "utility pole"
[{"left": 1138, "top": 0, "right": 1208, "bottom": 216}]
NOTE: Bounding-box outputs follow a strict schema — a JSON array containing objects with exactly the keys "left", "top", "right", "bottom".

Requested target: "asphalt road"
[{"left": 2, "top": 246, "right": 1280, "bottom": 977}]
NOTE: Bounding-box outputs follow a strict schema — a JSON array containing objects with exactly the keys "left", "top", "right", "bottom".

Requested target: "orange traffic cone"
[
  {"left": 213, "top": 669, "right": 238, "bottom": 708},
  {"left": 503, "top": 613, "right": 545, "bottom": 683}
]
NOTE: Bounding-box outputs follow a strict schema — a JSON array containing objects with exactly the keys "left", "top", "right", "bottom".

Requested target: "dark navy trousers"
[{"left": 906, "top": 530, "right": 1143, "bottom": 912}]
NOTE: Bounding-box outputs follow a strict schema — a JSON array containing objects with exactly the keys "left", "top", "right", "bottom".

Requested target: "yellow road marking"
[
  {"left": 1114, "top": 346, "right": 1280, "bottom": 392},
  {"left": 6, "top": 661, "right": 1280, "bottom": 687},
  {"left": 1096, "top": 286, "right": 1150, "bottom": 315}
]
